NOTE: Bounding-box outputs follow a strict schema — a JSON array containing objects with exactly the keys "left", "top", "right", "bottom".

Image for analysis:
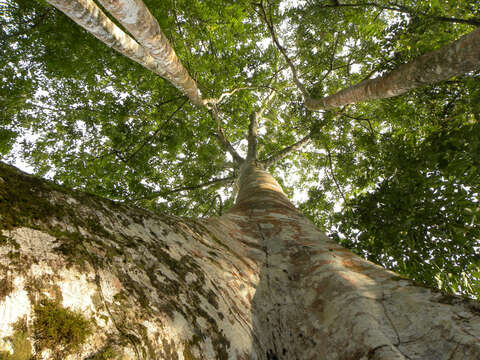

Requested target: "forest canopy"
[{"left": 1, "top": 0, "right": 479, "bottom": 297}]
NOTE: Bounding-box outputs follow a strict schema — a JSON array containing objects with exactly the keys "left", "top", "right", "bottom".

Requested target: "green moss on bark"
[
  {"left": 0, "top": 318, "right": 32, "bottom": 360},
  {"left": 33, "top": 299, "right": 92, "bottom": 357}
]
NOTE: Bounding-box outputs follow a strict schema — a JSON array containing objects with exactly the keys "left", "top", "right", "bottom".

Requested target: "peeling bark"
[
  {"left": 305, "top": 28, "right": 480, "bottom": 110},
  {"left": 1, "top": 162, "right": 480, "bottom": 359}
]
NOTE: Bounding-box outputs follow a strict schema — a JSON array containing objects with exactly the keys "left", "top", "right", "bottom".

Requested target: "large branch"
[
  {"left": 305, "top": 28, "right": 480, "bottom": 110},
  {"left": 46, "top": 0, "right": 204, "bottom": 107},
  {"left": 96, "top": 0, "right": 204, "bottom": 107},
  {"left": 262, "top": 132, "right": 312, "bottom": 167}
]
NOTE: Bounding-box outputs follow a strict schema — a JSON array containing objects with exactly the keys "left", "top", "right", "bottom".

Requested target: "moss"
[
  {"left": 0, "top": 318, "right": 32, "bottom": 360},
  {"left": 0, "top": 331, "right": 32, "bottom": 360},
  {"left": 138, "top": 324, "right": 156, "bottom": 359},
  {"left": 33, "top": 299, "right": 92, "bottom": 356},
  {"left": 90, "top": 345, "right": 118, "bottom": 360},
  {"left": 182, "top": 344, "right": 198, "bottom": 360}
]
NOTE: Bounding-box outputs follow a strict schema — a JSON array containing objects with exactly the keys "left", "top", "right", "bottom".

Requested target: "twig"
[
  {"left": 124, "top": 99, "right": 188, "bottom": 163},
  {"left": 323, "top": 140, "right": 348, "bottom": 204}
]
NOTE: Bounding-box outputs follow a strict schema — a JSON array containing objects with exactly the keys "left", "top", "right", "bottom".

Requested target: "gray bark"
[{"left": 0, "top": 162, "right": 479, "bottom": 359}]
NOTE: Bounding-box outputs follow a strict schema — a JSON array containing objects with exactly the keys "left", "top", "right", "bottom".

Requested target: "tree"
[{"left": 1, "top": 0, "right": 480, "bottom": 359}]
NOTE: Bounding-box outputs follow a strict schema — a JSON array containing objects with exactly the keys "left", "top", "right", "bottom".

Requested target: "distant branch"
[
  {"left": 339, "top": 110, "right": 376, "bottom": 136},
  {"left": 262, "top": 132, "right": 312, "bottom": 167},
  {"left": 210, "top": 108, "right": 244, "bottom": 165},
  {"left": 254, "top": 1, "right": 309, "bottom": 97},
  {"left": 323, "top": 140, "right": 347, "bottom": 205},
  {"left": 133, "top": 175, "right": 236, "bottom": 201},
  {"left": 124, "top": 99, "right": 188, "bottom": 163},
  {"left": 204, "top": 87, "right": 256, "bottom": 107},
  {"left": 318, "top": 2, "right": 480, "bottom": 26},
  {"left": 257, "top": 89, "right": 276, "bottom": 119}
]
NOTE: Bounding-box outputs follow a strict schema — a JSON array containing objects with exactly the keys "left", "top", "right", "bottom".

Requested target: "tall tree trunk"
[
  {"left": 1, "top": 162, "right": 479, "bottom": 359},
  {"left": 305, "top": 28, "right": 480, "bottom": 110}
]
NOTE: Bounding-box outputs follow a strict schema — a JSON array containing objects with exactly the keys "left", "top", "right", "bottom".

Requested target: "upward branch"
[
  {"left": 262, "top": 132, "right": 312, "bottom": 168},
  {"left": 255, "top": 1, "right": 309, "bottom": 98},
  {"left": 96, "top": 0, "right": 204, "bottom": 107},
  {"left": 46, "top": 0, "right": 178, "bottom": 84},
  {"left": 306, "top": 28, "right": 480, "bottom": 110},
  {"left": 210, "top": 109, "right": 244, "bottom": 165},
  {"left": 47, "top": 0, "right": 205, "bottom": 107}
]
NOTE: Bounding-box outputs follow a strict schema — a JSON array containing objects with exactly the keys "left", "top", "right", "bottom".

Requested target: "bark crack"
[{"left": 379, "top": 292, "right": 401, "bottom": 345}]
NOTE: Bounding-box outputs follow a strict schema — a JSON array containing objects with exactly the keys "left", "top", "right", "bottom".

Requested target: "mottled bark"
[
  {"left": 46, "top": 0, "right": 203, "bottom": 107},
  {"left": 1, "top": 162, "right": 480, "bottom": 359},
  {"left": 96, "top": 0, "right": 203, "bottom": 107},
  {"left": 306, "top": 28, "right": 480, "bottom": 110}
]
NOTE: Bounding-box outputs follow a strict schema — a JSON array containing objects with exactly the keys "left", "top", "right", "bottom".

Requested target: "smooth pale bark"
[
  {"left": 305, "top": 28, "right": 480, "bottom": 110},
  {"left": 96, "top": 0, "right": 203, "bottom": 107},
  {"left": 1, "top": 162, "right": 480, "bottom": 359},
  {"left": 46, "top": 0, "right": 203, "bottom": 107}
]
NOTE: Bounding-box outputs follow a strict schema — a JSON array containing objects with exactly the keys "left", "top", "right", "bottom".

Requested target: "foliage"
[{"left": 1, "top": 0, "right": 479, "bottom": 296}]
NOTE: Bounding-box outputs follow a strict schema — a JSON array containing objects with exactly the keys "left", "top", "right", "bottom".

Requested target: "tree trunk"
[
  {"left": 0, "top": 162, "right": 479, "bottom": 359},
  {"left": 305, "top": 28, "right": 480, "bottom": 110}
]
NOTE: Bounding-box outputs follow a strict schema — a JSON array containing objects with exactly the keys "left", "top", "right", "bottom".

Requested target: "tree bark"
[
  {"left": 1, "top": 162, "right": 480, "bottom": 359},
  {"left": 46, "top": 0, "right": 204, "bottom": 107},
  {"left": 305, "top": 28, "right": 480, "bottom": 110},
  {"left": 96, "top": 0, "right": 204, "bottom": 107}
]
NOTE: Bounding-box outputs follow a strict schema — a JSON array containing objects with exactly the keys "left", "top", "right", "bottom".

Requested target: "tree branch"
[
  {"left": 323, "top": 140, "right": 348, "bottom": 205},
  {"left": 47, "top": 0, "right": 205, "bottom": 107},
  {"left": 204, "top": 87, "right": 256, "bottom": 107},
  {"left": 305, "top": 28, "right": 480, "bottom": 110},
  {"left": 254, "top": 1, "right": 309, "bottom": 97},
  {"left": 210, "top": 108, "right": 244, "bottom": 165},
  {"left": 133, "top": 175, "right": 236, "bottom": 201},
  {"left": 317, "top": 2, "right": 480, "bottom": 27},
  {"left": 96, "top": 0, "right": 204, "bottom": 107},
  {"left": 124, "top": 99, "right": 188, "bottom": 163},
  {"left": 262, "top": 132, "right": 312, "bottom": 167}
]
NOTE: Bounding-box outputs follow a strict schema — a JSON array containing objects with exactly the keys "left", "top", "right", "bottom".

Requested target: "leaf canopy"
[{"left": 1, "top": 0, "right": 479, "bottom": 296}]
